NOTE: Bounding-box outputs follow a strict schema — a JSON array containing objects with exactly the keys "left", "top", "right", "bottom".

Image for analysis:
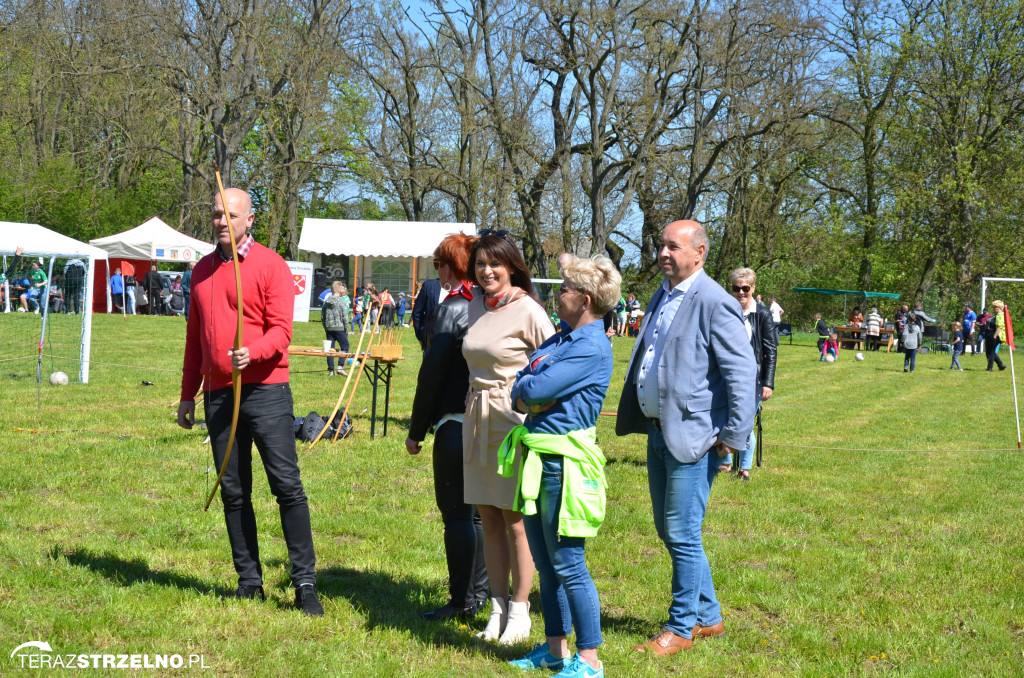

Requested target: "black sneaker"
[
  {"left": 422, "top": 602, "right": 477, "bottom": 620},
  {"left": 296, "top": 584, "right": 324, "bottom": 616},
  {"left": 233, "top": 584, "right": 266, "bottom": 601}
]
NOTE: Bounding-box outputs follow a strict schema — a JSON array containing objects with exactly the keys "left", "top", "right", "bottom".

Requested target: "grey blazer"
[{"left": 615, "top": 271, "right": 757, "bottom": 463}]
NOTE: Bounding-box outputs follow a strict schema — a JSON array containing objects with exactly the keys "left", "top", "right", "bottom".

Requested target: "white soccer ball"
[
  {"left": 856, "top": 352, "right": 865, "bottom": 361},
  {"left": 825, "top": 354, "right": 835, "bottom": 363},
  {"left": 49, "top": 371, "right": 69, "bottom": 386}
]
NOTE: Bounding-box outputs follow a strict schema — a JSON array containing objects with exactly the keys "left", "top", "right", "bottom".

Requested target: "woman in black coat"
[
  {"left": 723, "top": 267, "right": 778, "bottom": 479},
  {"left": 405, "top": 233, "right": 489, "bottom": 619}
]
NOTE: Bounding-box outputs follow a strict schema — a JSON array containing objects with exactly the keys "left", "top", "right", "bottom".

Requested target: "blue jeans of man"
[
  {"left": 205, "top": 383, "right": 317, "bottom": 588},
  {"left": 647, "top": 423, "right": 723, "bottom": 638},
  {"left": 523, "top": 454, "right": 602, "bottom": 649}
]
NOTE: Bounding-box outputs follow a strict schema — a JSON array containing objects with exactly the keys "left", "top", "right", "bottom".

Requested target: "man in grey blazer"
[{"left": 617, "top": 220, "right": 756, "bottom": 655}]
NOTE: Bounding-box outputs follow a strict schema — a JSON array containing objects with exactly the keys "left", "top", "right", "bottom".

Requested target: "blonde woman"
[
  {"left": 462, "top": 231, "right": 552, "bottom": 644},
  {"left": 504, "top": 255, "right": 620, "bottom": 677}
]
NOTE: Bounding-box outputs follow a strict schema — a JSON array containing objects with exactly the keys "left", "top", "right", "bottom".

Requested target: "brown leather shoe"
[
  {"left": 633, "top": 628, "right": 693, "bottom": 655},
  {"left": 692, "top": 620, "right": 725, "bottom": 639}
]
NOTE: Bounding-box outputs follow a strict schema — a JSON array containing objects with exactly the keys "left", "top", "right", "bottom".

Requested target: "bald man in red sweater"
[{"left": 177, "top": 187, "right": 323, "bottom": 616}]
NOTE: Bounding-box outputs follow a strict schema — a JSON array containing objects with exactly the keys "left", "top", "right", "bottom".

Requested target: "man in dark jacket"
[
  {"left": 142, "top": 264, "right": 163, "bottom": 315},
  {"left": 412, "top": 277, "right": 442, "bottom": 350},
  {"left": 723, "top": 267, "right": 777, "bottom": 479}
]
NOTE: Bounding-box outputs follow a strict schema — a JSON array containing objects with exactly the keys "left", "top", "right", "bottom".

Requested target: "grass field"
[{"left": 1, "top": 313, "right": 1023, "bottom": 676}]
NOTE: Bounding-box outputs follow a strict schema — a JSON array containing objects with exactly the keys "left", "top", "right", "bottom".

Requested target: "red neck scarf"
[
  {"left": 484, "top": 286, "right": 524, "bottom": 309},
  {"left": 446, "top": 282, "right": 474, "bottom": 301}
]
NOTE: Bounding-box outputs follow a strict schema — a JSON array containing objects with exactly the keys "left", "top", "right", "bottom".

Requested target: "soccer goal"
[{"left": 1, "top": 223, "right": 108, "bottom": 384}]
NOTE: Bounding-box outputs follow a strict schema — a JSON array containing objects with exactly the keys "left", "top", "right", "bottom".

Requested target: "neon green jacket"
[{"left": 497, "top": 426, "right": 607, "bottom": 538}]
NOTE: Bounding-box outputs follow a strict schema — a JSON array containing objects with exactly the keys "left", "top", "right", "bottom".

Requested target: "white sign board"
[{"left": 287, "top": 261, "right": 314, "bottom": 323}]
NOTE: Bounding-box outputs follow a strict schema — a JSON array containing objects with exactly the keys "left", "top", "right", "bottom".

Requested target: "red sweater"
[{"left": 180, "top": 242, "right": 293, "bottom": 400}]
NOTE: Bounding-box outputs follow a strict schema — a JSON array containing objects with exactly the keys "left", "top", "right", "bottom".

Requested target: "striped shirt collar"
[{"left": 218, "top": 233, "right": 255, "bottom": 262}]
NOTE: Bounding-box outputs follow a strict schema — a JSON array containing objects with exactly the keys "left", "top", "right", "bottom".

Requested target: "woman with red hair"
[{"left": 406, "top": 233, "right": 489, "bottom": 619}]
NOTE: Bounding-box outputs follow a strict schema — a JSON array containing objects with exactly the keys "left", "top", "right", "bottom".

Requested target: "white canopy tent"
[
  {"left": 89, "top": 215, "right": 214, "bottom": 263},
  {"left": 1, "top": 221, "right": 109, "bottom": 382},
  {"left": 299, "top": 219, "right": 477, "bottom": 258},
  {"left": 298, "top": 219, "right": 477, "bottom": 300}
]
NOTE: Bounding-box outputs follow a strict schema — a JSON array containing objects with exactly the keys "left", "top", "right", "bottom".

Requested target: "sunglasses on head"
[
  {"left": 479, "top": 228, "right": 511, "bottom": 239},
  {"left": 732, "top": 284, "right": 752, "bottom": 293}
]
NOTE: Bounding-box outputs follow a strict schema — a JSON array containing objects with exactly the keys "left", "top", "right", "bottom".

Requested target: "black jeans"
[
  {"left": 986, "top": 337, "right": 1005, "bottom": 370},
  {"left": 433, "top": 420, "right": 489, "bottom": 608},
  {"left": 324, "top": 329, "right": 350, "bottom": 372},
  {"left": 205, "top": 383, "right": 317, "bottom": 587}
]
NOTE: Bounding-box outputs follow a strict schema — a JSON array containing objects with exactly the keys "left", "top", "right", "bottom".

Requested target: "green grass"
[{"left": 1, "top": 316, "right": 1023, "bottom": 676}]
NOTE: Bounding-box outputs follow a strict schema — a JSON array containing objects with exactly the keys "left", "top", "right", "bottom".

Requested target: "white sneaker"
[
  {"left": 476, "top": 597, "right": 508, "bottom": 641},
  {"left": 33, "top": 308, "right": 39, "bottom": 314},
  {"left": 336, "top": 368, "right": 347, "bottom": 376},
  {"left": 17, "top": 307, "right": 26, "bottom": 313},
  {"left": 499, "top": 600, "right": 531, "bottom": 645}
]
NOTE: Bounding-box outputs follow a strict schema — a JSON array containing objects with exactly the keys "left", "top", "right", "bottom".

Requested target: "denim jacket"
[{"left": 509, "top": 319, "right": 612, "bottom": 434}]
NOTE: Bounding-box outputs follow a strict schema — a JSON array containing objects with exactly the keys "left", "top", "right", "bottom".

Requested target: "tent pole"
[{"left": 411, "top": 257, "right": 417, "bottom": 296}]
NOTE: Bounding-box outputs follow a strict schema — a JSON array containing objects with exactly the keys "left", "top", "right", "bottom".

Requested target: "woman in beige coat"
[{"left": 462, "top": 231, "right": 553, "bottom": 644}]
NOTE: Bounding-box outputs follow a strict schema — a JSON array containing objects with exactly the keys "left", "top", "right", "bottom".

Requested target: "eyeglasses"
[
  {"left": 558, "top": 285, "right": 577, "bottom": 295},
  {"left": 479, "top": 228, "right": 511, "bottom": 239},
  {"left": 732, "top": 284, "right": 752, "bottom": 293},
  {"left": 432, "top": 259, "right": 441, "bottom": 270}
]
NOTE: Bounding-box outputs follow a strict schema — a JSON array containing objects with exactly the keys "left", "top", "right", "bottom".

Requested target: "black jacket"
[
  {"left": 412, "top": 278, "right": 442, "bottom": 349},
  {"left": 408, "top": 292, "right": 471, "bottom": 441},
  {"left": 749, "top": 302, "right": 778, "bottom": 390}
]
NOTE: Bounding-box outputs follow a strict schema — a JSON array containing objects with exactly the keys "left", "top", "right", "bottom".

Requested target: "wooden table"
[
  {"left": 835, "top": 326, "right": 894, "bottom": 352},
  {"left": 289, "top": 346, "right": 403, "bottom": 438}
]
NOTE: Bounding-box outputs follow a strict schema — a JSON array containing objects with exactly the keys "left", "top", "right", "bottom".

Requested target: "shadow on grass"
[
  {"left": 605, "top": 455, "right": 647, "bottom": 469},
  {"left": 314, "top": 565, "right": 537, "bottom": 659},
  {"left": 51, "top": 545, "right": 232, "bottom": 598}
]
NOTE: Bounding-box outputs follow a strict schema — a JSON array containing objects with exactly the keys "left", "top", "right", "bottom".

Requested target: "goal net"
[{"left": 1, "top": 253, "right": 97, "bottom": 383}]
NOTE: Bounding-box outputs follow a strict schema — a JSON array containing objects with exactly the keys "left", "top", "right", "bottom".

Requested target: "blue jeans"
[
  {"left": 951, "top": 348, "right": 962, "bottom": 370},
  {"left": 904, "top": 348, "right": 917, "bottom": 372},
  {"left": 523, "top": 454, "right": 602, "bottom": 650},
  {"left": 646, "top": 424, "right": 723, "bottom": 638},
  {"left": 324, "top": 329, "right": 350, "bottom": 372}
]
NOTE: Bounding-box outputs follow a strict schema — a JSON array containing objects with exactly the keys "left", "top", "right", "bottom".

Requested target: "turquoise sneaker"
[
  {"left": 552, "top": 654, "right": 603, "bottom": 678},
  {"left": 508, "top": 643, "right": 568, "bottom": 671}
]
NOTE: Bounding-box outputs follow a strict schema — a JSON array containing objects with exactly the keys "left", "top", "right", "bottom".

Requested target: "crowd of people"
[
  {"left": 169, "top": 185, "right": 1018, "bottom": 676},
  {"left": 173, "top": 194, "right": 774, "bottom": 677},
  {"left": 1, "top": 249, "right": 91, "bottom": 315},
  {"left": 813, "top": 299, "right": 1012, "bottom": 374}
]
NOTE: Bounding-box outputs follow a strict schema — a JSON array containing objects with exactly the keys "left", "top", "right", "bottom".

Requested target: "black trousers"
[
  {"left": 206, "top": 383, "right": 317, "bottom": 587},
  {"left": 433, "top": 420, "right": 489, "bottom": 607},
  {"left": 985, "top": 337, "right": 1005, "bottom": 370}
]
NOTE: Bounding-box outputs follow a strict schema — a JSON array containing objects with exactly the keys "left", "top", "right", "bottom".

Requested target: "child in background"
[
  {"left": 321, "top": 281, "right": 351, "bottom": 376},
  {"left": 821, "top": 331, "right": 839, "bottom": 361},
  {"left": 950, "top": 321, "right": 964, "bottom": 371},
  {"left": 397, "top": 292, "right": 408, "bottom": 326},
  {"left": 352, "top": 293, "right": 363, "bottom": 329}
]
